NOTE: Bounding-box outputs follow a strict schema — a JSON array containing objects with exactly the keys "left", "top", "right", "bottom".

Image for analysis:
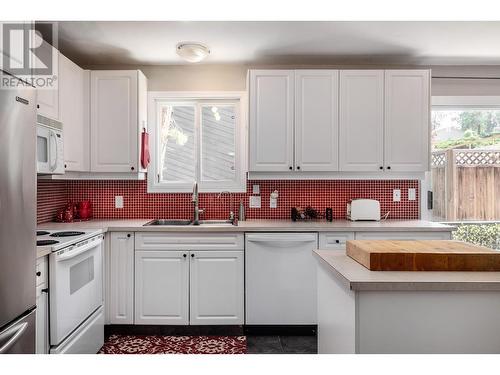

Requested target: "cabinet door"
[
  {"left": 90, "top": 70, "right": 138, "bottom": 172},
  {"left": 58, "top": 54, "right": 89, "bottom": 171},
  {"left": 295, "top": 70, "right": 339, "bottom": 171},
  {"left": 190, "top": 251, "right": 244, "bottom": 325},
  {"left": 249, "top": 70, "right": 294, "bottom": 172},
  {"left": 109, "top": 232, "right": 134, "bottom": 324},
  {"left": 384, "top": 70, "right": 430, "bottom": 172},
  {"left": 339, "top": 70, "right": 384, "bottom": 171},
  {"left": 36, "top": 284, "right": 49, "bottom": 354},
  {"left": 35, "top": 41, "right": 59, "bottom": 120},
  {"left": 135, "top": 251, "right": 189, "bottom": 325}
]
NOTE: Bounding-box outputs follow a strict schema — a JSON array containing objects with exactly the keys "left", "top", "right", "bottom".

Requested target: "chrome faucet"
[{"left": 192, "top": 182, "right": 204, "bottom": 225}]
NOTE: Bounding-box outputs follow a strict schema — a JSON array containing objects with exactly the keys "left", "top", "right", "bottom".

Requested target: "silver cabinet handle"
[{"left": 0, "top": 322, "right": 28, "bottom": 354}]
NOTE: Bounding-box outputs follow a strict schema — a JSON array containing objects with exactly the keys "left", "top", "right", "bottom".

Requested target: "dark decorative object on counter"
[
  {"left": 291, "top": 206, "right": 321, "bottom": 221},
  {"left": 325, "top": 208, "right": 333, "bottom": 222}
]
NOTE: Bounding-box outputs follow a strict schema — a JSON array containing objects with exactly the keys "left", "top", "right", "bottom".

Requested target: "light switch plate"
[
  {"left": 393, "top": 189, "right": 401, "bottom": 202},
  {"left": 252, "top": 184, "right": 260, "bottom": 194},
  {"left": 408, "top": 188, "right": 416, "bottom": 201},
  {"left": 249, "top": 196, "right": 261, "bottom": 208},
  {"left": 115, "top": 196, "right": 124, "bottom": 209}
]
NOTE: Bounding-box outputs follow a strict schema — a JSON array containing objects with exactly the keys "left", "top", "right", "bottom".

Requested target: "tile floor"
[{"left": 247, "top": 335, "right": 317, "bottom": 354}]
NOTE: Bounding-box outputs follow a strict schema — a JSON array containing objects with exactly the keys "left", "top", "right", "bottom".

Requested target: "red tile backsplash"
[
  {"left": 37, "top": 180, "right": 68, "bottom": 224},
  {"left": 37, "top": 179, "right": 419, "bottom": 223}
]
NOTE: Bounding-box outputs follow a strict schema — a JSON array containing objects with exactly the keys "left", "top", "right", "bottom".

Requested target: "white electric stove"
[
  {"left": 36, "top": 229, "right": 103, "bottom": 252},
  {"left": 36, "top": 228, "right": 104, "bottom": 354}
]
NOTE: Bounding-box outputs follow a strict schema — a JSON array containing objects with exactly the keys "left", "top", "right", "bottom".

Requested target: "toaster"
[{"left": 346, "top": 199, "right": 381, "bottom": 221}]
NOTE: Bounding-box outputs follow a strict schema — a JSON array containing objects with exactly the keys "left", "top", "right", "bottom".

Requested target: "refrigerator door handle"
[{"left": 0, "top": 322, "right": 28, "bottom": 354}]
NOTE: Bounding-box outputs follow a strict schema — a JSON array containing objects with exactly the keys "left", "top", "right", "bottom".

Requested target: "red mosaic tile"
[{"left": 37, "top": 179, "right": 419, "bottom": 223}]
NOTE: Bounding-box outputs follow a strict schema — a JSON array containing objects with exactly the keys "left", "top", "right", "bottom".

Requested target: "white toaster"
[{"left": 346, "top": 199, "right": 381, "bottom": 221}]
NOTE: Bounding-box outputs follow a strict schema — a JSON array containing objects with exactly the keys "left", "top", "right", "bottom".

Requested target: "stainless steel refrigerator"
[{"left": 0, "top": 72, "right": 37, "bottom": 354}]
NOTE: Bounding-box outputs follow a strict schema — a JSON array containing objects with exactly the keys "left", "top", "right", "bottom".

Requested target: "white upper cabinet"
[
  {"left": 249, "top": 70, "right": 294, "bottom": 172},
  {"left": 295, "top": 70, "right": 339, "bottom": 171},
  {"left": 90, "top": 70, "right": 147, "bottom": 173},
  {"left": 249, "top": 68, "right": 430, "bottom": 175},
  {"left": 35, "top": 40, "right": 59, "bottom": 120},
  {"left": 384, "top": 70, "right": 430, "bottom": 172},
  {"left": 339, "top": 70, "right": 384, "bottom": 172},
  {"left": 58, "top": 53, "right": 89, "bottom": 171}
]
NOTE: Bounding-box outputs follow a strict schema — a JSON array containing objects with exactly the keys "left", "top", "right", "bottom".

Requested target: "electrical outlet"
[
  {"left": 408, "top": 188, "right": 416, "bottom": 201},
  {"left": 270, "top": 198, "right": 277, "bottom": 208},
  {"left": 249, "top": 196, "right": 261, "bottom": 208},
  {"left": 393, "top": 189, "right": 401, "bottom": 202},
  {"left": 115, "top": 196, "right": 124, "bottom": 209},
  {"left": 252, "top": 184, "right": 260, "bottom": 194}
]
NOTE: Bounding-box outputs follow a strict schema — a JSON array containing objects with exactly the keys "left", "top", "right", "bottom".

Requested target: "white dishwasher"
[{"left": 245, "top": 233, "right": 318, "bottom": 325}]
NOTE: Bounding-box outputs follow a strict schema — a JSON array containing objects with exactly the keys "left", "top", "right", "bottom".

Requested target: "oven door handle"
[{"left": 56, "top": 238, "right": 102, "bottom": 262}]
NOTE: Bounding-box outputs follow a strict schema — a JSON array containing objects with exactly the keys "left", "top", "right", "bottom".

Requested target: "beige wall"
[{"left": 84, "top": 63, "right": 500, "bottom": 93}]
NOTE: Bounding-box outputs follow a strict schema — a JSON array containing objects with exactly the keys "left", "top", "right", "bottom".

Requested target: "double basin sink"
[{"left": 144, "top": 219, "right": 236, "bottom": 226}]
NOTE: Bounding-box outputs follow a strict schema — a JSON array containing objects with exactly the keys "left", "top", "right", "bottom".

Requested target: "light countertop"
[
  {"left": 314, "top": 250, "right": 500, "bottom": 291},
  {"left": 38, "top": 219, "right": 455, "bottom": 233},
  {"left": 37, "top": 219, "right": 454, "bottom": 259}
]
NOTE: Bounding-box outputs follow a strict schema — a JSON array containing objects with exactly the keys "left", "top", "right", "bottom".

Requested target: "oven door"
[{"left": 49, "top": 236, "right": 103, "bottom": 346}]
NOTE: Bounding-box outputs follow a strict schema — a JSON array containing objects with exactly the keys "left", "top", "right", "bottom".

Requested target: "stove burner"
[
  {"left": 37, "top": 231, "right": 50, "bottom": 236},
  {"left": 49, "top": 231, "right": 85, "bottom": 238},
  {"left": 37, "top": 239, "right": 60, "bottom": 246}
]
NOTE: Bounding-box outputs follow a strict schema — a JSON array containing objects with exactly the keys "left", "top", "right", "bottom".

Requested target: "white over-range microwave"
[{"left": 37, "top": 115, "right": 64, "bottom": 174}]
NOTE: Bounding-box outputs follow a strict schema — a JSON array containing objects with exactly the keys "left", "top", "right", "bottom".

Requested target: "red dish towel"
[{"left": 141, "top": 130, "right": 150, "bottom": 169}]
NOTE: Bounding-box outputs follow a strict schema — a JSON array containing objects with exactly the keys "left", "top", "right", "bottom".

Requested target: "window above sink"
[{"left": 147, "top": 92, "right": 247, "bottom": 193}]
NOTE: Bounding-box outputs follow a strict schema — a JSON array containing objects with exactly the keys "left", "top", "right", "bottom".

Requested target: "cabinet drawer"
[
  {"left": 135, "top": 232, "right": 244, "bottom": 251},
  {"left": 319, "top": 232, "right": 355, "bottom": 250},
  {"left": 354, "top": 231, "right": 452, "bottom": 240},
  {"left": 36, "top": 256, "right": 48, "bottom": 286}
]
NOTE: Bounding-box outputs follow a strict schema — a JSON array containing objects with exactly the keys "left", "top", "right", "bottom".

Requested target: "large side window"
[{"left": 428, "top": 96, "right": 499, "bottom": 249}]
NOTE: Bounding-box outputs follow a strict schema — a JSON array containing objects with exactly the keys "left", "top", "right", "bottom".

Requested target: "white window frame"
[
  {"left": 422, "top": 95, "right": 500, "bottom": 221},
  {"left": 147, "top": 91, "right": 247, "bottom": 193}
]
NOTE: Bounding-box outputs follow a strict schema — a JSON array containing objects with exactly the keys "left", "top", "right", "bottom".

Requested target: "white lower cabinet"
[
  {"left": 135, "top": 250, "right": 189, "bottom": 325},
  {"left": 35, "top": 257, "right": 49, "bottom": 354},
  {"left": 190, "top": 251, "right": 244, "bottom": 325},
  {"left": 318, "top": 231, "right": 452, "bottom": 251},
  {"left": 133, "top": 233, "right": 244, "bottom": 326},
  {"left": 108, "top": 232, "right": 134, "bottom": 324}
]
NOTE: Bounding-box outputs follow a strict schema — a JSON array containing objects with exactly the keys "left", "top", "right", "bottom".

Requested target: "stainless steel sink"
[
  {"left": 144, "top": 219, "right": 192, "bottom": 226},
  {"left": 197, "top": 220, "right": 235, "bottom": 226},
  {"left": 143, "top": 219, "right": 236, "bottom": 226}
]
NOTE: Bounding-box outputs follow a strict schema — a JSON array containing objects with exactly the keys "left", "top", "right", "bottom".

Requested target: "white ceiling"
[{"left": 57, "top": 21, "right": 500, "bottom": 66}]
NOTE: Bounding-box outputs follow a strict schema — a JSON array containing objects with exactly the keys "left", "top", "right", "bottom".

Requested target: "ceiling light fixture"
[{"left": 176, "top": 42, "right": 210, "bottom": 63}]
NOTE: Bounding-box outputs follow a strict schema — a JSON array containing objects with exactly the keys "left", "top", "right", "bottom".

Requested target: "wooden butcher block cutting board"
[{"left": 346, "top": 240, "right": 500, "bottom": 271}]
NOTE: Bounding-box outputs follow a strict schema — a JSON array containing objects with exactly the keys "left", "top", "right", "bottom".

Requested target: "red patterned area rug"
[{"left": 99, "top": 335, "right": 247, "bottom": 354}]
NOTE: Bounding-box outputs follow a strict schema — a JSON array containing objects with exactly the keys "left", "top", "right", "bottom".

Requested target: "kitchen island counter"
[{"left": 315, "top": 250, "right": 500, "bottom": 354}]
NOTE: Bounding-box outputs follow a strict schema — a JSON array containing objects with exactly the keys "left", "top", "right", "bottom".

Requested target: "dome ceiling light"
[{"left": 176, "top": 42, "right": 210, "bottom": 63}]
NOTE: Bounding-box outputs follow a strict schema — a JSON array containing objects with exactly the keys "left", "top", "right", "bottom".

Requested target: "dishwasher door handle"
[{"left": 246, "top": 234, "right": 317, "bottom": 244}]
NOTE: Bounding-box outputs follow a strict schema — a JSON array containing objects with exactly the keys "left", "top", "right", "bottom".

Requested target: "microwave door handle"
[{"left": 49, "top": 132, "right": 57, "bottom": 171}]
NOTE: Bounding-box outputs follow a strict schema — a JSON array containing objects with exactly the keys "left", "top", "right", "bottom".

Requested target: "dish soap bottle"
[{"left": 238, "top": 200, "right": 246, "bottom": 221}]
